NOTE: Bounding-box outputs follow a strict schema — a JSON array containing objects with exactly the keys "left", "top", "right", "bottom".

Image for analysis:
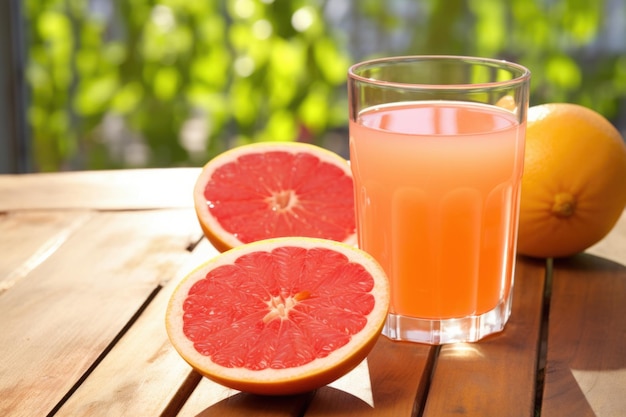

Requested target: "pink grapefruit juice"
[{"left": 349, "top": 101, "right": 525, "bottom": 319}]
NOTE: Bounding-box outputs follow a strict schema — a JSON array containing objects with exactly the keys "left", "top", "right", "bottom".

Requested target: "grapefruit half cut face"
[
  {"left": 193, "top": 142, "right": 357, "bottom": 252},
  {"left": 165, "top": 237, "right": 390, "bottom": 395}
]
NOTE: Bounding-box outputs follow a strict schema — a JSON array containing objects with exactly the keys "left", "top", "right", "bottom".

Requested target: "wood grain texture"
[
  {"left": 0, "top": 210, "right": 91, "bottom": 292},
  {"left": 0, "top": 168, "right": 200, "bottom": 211},
  {"left": 0, "top": 209, "right": 202, "bottom": 417},
  {"left": 54, "top": 238, "right": 220, "bottom": 417},
  {"left": 2, "top": 170, "right": 624, "bottom": 417},
  {"left": 422, "top": 257, "right": 546, "bottom": 417},
  {"left": 541, "top": 255, "right": 626, "bottom": 417}
]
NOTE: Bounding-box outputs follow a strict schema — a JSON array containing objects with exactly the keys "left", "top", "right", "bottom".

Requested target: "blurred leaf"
[
  {"left": 74, "top": 75, "right": 119, "bottom": 116},
  {"left": 76, "top": 49, "right": 100, "bottom": 76},
  {"left": 563, "top": 1, "right": 600, "bottom": 44},
  {"left": 470, "top": 0, "right": 505, "bottom": 54},
  {"left": 50, "top": 110, "right": 71, "bottom": 150},
  {"left": 298, "top": 84, "right": 329, "bottom": 132},
  {"left": 153, "top": 66, "right": 180, "bottom": 100},
  {"left": 26, "top": 62, "right": 53, "bottom": 98},
  {"left": 259, "top": 109, "right": 297, "bottom": 142},
  {"left": 313, "top": 38, "right": 350, "bottom": 85},
  {"left": 615, "top": 56, "right": 626, "bottom": 91},
  {"left": 28, "top": 106, "right": 47, "bottom": 132},
  {"left": 196, "top": 14, "right": 227, "bottom": 44},
  {"left": 111, "top": 82, "right": 144, "bottom": 113},
  {"left": 271, "top": 38, "right": 305, "bottom": 76},
  {"left": 140, "top": 7, "right": 192, "bottom": 64},
  {"left": 190, "top": 48, "right": 231, "bottom": 88},
  {"left": 229, "top": 22, "right": 254, "bottom": 53},
  {"left": 230, "top": 79, "right": 257, "bottom": 126},
  {"left": 546, "top": 55, "right": 582, "bottom": 90},
  {"left": 186, "top": 90, "right": 229, "bottom": 144},
  {"left": 171, "top": 25, "right": 194, "bottom": 55},
  {"left": 102, "top": 42, "right": 127, "bottom": 66},
  {"left": 268, "top": 70, "right": 297, "bottom": 108},
  {"left": 37, "top": 11, "right": 71, "bottom": 40}
]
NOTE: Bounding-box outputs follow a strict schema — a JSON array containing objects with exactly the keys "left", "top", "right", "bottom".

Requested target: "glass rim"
[{"left": 348, "top": 55, "right": 531, "bottom": 90}]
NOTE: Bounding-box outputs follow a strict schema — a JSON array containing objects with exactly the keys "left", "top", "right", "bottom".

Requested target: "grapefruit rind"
[
  {"left": 517, "top": 103, "right": 626, "bottom": 258},
  {"left": 193, "top": 142, "right": 357, "bottom": 253},
  {"left": 165, "top": 237, "right": 390, "bottom": 395}
]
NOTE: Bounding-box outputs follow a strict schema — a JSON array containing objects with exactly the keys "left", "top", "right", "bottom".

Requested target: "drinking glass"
[{"left": 348, "top": 56, "right": 531, "bottom": 344}]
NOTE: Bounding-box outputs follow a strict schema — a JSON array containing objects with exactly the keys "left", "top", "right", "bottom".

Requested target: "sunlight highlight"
[
  {"left": 441, "top": 343, "right": 485, "bottom": 359},
  {"left": 292, "top": 7, "right": 315, "bottom": 32},
  {"left": 572, "top": 368, "right": 626, "bottom": 415}
]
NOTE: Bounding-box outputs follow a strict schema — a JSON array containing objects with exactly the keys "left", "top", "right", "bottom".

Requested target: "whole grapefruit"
[{"left": 517, "top": 103, "right": 626, "bottom": 258}]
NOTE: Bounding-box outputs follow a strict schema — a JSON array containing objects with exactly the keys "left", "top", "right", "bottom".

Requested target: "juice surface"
[{"left": 349, "top": 101, "right": 526, "bottom": 319}]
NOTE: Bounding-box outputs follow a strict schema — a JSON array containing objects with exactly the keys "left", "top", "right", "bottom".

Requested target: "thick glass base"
[{"left": 382, "top": 291, "right": 514, "bottom": 345}]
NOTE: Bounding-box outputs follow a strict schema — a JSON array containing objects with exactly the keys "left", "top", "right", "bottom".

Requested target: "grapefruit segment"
[
  {"left": 194, "top": 142, "right": 356, "bottom": 252},
  {"left": 165, "top": 237, "right": 389, "bottom": 395}
]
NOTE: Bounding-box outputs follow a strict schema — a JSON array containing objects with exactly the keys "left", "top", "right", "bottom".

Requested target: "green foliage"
[
  {"left": 26, "top": 0, "right": 351, "bottom": 170},
  {"left": 25, "top": 0, "right": 625, "bottom": 171},
  {"left": 359, "top": 0, "right": 623, "bottom": 113}
]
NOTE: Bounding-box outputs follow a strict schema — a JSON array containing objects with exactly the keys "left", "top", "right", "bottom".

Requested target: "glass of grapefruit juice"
[{"left": 348, "top": 56, "right": 531, "bottom": 344}]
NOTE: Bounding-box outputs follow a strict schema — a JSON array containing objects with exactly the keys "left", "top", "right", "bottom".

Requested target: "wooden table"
[{"left": 1, "top": 169, "right": 625, "bottom": 417}]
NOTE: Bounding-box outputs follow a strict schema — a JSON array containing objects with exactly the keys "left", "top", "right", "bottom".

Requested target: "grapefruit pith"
[
  {"left": 165, "top": 237, "right": 390, "bottom": 395},
  {"left": 193, "top": 142, "right": 356, "bottom": 252}
]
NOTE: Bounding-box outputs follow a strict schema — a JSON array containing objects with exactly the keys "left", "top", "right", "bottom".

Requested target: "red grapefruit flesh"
[
  {"left": 165, "top": 237, "right": 390, "bottom": 395},
  {"left": 193, "top": 142, "right": 356, "bottom": 252}
]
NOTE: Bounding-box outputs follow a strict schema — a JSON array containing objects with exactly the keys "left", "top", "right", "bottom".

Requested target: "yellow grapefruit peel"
[{"left": 517, "top": 103, "right": 626, "bottom": 258}]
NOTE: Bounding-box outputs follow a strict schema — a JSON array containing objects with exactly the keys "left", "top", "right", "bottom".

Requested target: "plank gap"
[
  {"left": 534, "top": 257, "right": 553, "bottom": 417},
  {"left": 160, "top": 371, "right": 204, "bottom": 417},
  {"left": 186, "top": 235, "right": 206, "bottom": 253},
  {"left": 413, "top": 345, "right": 441, "bottom": 417},
  {"left": 46, "top": 285, "right": 163, "bottom": 417}
]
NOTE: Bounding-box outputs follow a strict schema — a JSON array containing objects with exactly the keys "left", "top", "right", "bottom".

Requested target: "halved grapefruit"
[
  {"left": 193, "top": 142, "right": 356, "bottom": 252},
  {"left": 165, "top": 237, "right": 390, "bottom": 395}
]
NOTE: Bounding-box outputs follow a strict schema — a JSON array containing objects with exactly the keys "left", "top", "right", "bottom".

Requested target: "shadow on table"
[{"left": 192, "top": 386, "right": 374, "bottom": 416}]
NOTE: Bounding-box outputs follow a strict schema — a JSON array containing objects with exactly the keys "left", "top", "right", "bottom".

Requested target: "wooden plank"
[
  {"left": 0, "top": 209, "right": 202, "bottom": 417},
  {"left": 541, "top": 254, "right": 626, "bottom": 417},
  {"left": 54, "top": 239, "right": 219, "bottom": 416},
  {"left": 0, "top": 210, "right": 91, "bottom": 292},
  {"left": 422, "top": 257, "right": 546, "bottom": 417},
  {"left": 304, "top": 338, "right": 434, "bottom": 416},
  {"left": 0, "top": 168, "right": 200, "bottom": 211}
]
